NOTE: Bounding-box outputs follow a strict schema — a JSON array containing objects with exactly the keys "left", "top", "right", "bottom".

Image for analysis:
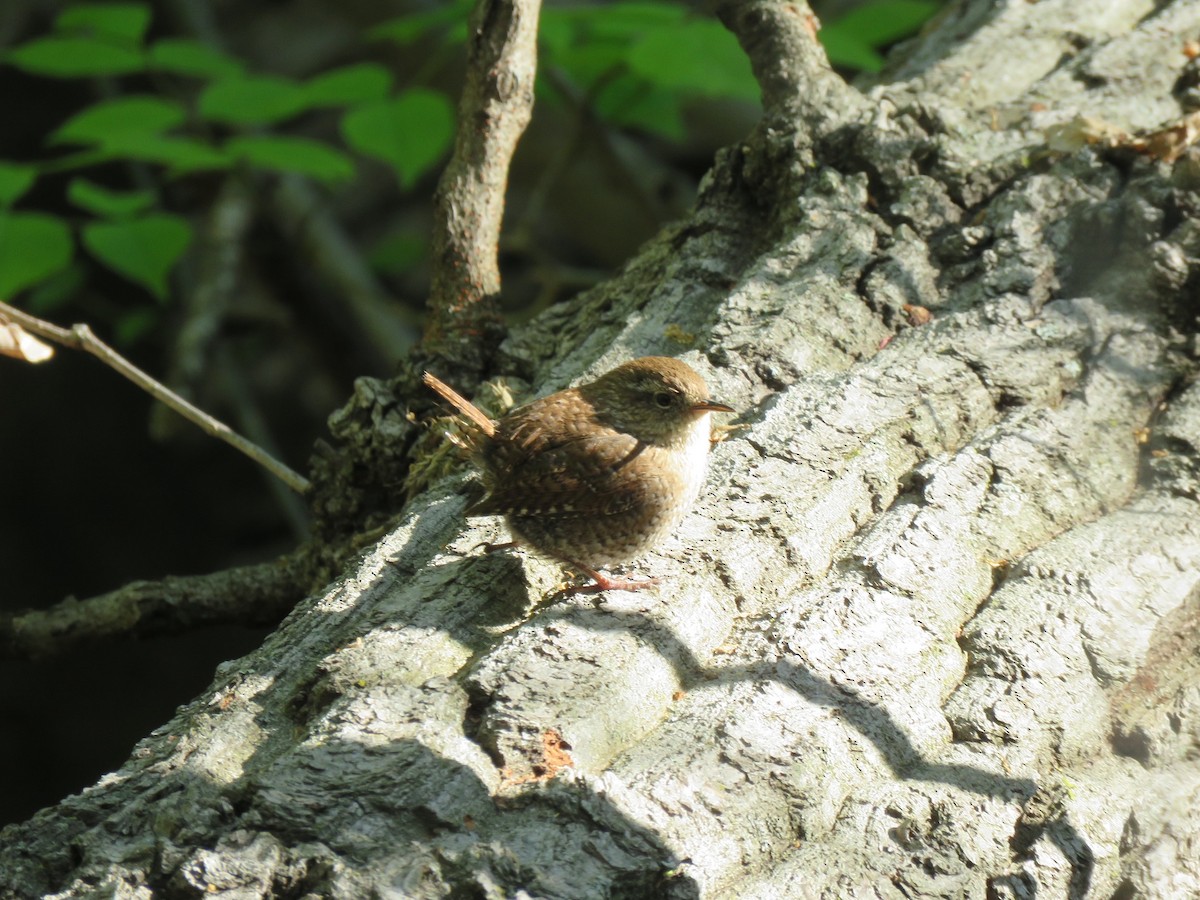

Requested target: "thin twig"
[
  {"left": 164, "top": 0, "right": 421, "bottom": 371},
  {"left": 423, "top": 0, "right": 543, "bottom": 374},
  {"left": 214, "top": 343, "right": 311, "bottom": 537},
  {"left": 0, "top": 300, "right": 311, "bottom": 494},
  {"left": 714, "top": 0, "right": 855, "bottom": 121},
  {"left": 271, "top": 174, "right": 421, "bottom": 369},
  {"left": 150, "top": 175, "right": 254, "bottom": 442}
]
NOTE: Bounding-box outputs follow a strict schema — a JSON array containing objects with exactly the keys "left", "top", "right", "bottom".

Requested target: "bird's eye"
[{"left": 653, "top": 391, "right": 674, "bottom": 408}]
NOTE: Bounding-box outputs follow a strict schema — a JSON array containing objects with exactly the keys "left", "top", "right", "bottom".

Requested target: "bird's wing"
[{"left": 469, "top": 428, "right": 649, "bottom": 518}]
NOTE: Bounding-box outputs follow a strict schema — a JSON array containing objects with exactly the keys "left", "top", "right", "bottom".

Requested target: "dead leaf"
[
  {"left": 1044, "top": 115, "right": 1129, "bottom": 153},
  {"left": 711, "top": 423, "right": 745, "bottom": 444},
  {"left": 0, "top": 322, "right": 54, "bottom": 363},
  {"left": 1047, "top": 111, "right": 1200, "bottom": 165},
  {"left": 903, "top": 303, "right": 933, "bottom": 326},
  {"left": 1131, "top": 111, "right": 1200, "bottom": 164}
]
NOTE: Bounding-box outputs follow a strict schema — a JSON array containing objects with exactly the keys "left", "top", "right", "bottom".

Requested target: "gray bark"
[{"left": 4, "top": 0, "right": 1200, "bottom": 897}]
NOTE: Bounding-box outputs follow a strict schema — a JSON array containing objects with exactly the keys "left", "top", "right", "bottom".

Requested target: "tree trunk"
[{"left": 4, "top": 1, "right": 1200, "bottom": 897}]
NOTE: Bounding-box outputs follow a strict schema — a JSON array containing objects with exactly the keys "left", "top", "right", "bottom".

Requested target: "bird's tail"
[{"left": 422, "top": 371, "right": 497, "bottom": 438}]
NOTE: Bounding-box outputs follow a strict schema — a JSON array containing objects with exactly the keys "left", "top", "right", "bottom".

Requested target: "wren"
[{"left": 423, "top": 356, "right": 733, "bottom": 592}]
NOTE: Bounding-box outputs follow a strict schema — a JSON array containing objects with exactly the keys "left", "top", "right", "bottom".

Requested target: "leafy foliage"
[
  {"left": 56, "top": 3, "right": 152, "bottom": 42},
  {"left": 821, "top": 0, "right": 939, "bottom": 72},
  {"left": 0, "top": 2, "right": 461, "bottom": 318},
  {"left": 81, "top": 215, "right": 193, "bottom": 300},
  {"left": 342, "top": 91, "right": 456, "bottom": 189},
  {"left": 0, "top": 163, "right": 39, "bottom": 207},
  {"left": 146, "top": 39, "right": 244, "bottom": 79},
  {"left": 224, "top": 136, "right": 356, "bottom": 184},
  {"left": 0, "top": 0, "right": 936, "bottom": 323},
  {"left": 306, "top": 64, "right": 394, "bottom": 106},
  {"left": 67, "top": 180, "right": 156, "bottom": 218},
  {"left": 52, "top": 96, "right": 187, "bottom": 145},
  {"left": 0, "top": 213, "right": 73, "bottom": 298},
  {"left": 198, "top": 76, "right": 312, "bottom": 126}
]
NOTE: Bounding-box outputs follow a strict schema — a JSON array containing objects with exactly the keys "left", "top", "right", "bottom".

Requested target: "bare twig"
[
  {"left": 0, "top": 555, "right": 307, "bottom": 661},
  {"left": 714, "top": 0, "right": 855, "bottom": 120},
  {"left": 164, "top": 0, "right": 420, "bottom": 371},
  {"left": 271, "top": 174, "right": 421, "bottom": 369},
  {"left": 213, "top": 343, "right": 311, "bottom": 537},
  {"left": 0, "top": 300, "right": 311, "bottom": 494},
  {"left": 150, "top": 175, "right": 254, "bottom": 442},
  {"left": 423, "top": 0, "right": 543, "bottom": 373}
]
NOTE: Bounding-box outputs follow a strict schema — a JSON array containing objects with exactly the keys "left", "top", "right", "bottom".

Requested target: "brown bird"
[{"left": 423, "top": 356, "right": 733, "bottom": 592}]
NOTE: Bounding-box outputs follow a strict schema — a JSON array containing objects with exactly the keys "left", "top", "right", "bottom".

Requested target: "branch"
[
  {"left": 163, "top": 0, "right": 420, "bottom": 371},
  {"left": 422, "top": 0, "right": 542, "bottom": 374},
  {"left": 0, "top": 555, "right": 306, "bottom": 661},
  {"left": 270, "top": 174, "right": 421, "bottom": 370},
  {"left": 149, "top": 175, "right": 254, "bottom": 442},
  {"left": 714, "top": 0, "right": 857, "bottom": 122},
  {"left": 0, "top": 301, "right": 311, "bottom": 494}
]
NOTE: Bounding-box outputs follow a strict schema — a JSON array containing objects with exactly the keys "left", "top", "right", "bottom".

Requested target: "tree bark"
[{"left": 4, "top": 0, "right": 1200, "bottom": 897}]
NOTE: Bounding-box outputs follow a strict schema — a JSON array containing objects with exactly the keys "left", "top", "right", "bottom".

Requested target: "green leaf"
[
  {"left": 594, "top": 76, "right": 685, "bottom": 140},
  {"left": 52, "top": 96, "right": 186, "bottom": 145},
  {"left": 114, "top": 306, "right": 159, "bottom": 344},
  {"left": 0, "top": 212, "right": 74, "bottom": 298},
  {"left": 369, "top": 228, "right": 426, "bottom": 276},
  {"left": 818, "top": 30, "right": 884, "bottom": 72},
  {"left": 306, "top": 63, "right": 393, "bottom": 106},
  {"left": 225, "top": 136, "right": 355, "bottom": 183},
  {"left": 0, "top": 162, "right": 38, "bottom": 207},
  {"left": 626, "top": 20, "right": 758, "bottom": 101},
  {"left": 198, "top": 75, "right": 311, "bottom": 125},
  {"left": 537, "top": 13, "right": 575, "bottom": 58},
  {"left": 98, "top": 135, "right": 229, "bottom": 173},
  {"left": 56, "top": 3, "right": 152, "bottom": 43},
  {"left": 5, "top": 36, "right": 144, "bottom": 77},
  {"left": 540, "top": 3, "right": 690, "bottom": 69},
  {"left": 148, "top": 39, "right": 244, "bottom": 78},
  {"left": 828, "top": 0, "right": 938, "bottom": 47},
  {"left": 572, "top": 2, "right": 689, "bottom": 40},
  {"left": 548, "top": 41, "right": 628, "bottom": 90},
  {"left": 369, "top": 1, "right": 472, "bottom": 45},
  {"left": 341, "top": 89, "right": 454, "bottom": 188},
  {"left": 24, "top": 263, "right": 85, "bottom": 314},
  {"left": 68, "top": 178, "right": 156, "bottom": 218},
  {"left": 82, "top": 213, "right": 192, "bottom": 300}
]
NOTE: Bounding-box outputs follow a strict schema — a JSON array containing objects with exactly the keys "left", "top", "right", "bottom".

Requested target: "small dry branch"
[
  {"left": 0, "top": 300, "right": 311, "bottom": 494},
  {"left": 0, "top": 555, "right": 306, "bottom": 661},
  {"left": 423, "top": 0, "right": 542, "bottom": 372}
]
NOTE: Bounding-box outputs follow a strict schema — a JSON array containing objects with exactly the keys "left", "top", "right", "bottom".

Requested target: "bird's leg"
[{"left": 564, "top": 559, "right": 659, "bottom": 593}]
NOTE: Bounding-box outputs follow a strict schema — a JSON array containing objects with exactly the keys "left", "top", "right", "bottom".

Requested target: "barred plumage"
[{"left": 424, "top": 357, "right": 732, "bottom": 592}]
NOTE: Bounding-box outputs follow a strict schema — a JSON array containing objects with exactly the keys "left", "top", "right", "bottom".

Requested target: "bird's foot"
[{"left": 568, "top": 562, "right": 659, "bottom": 593}]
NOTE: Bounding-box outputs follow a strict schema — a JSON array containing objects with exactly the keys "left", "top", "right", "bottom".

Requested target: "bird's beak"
[{"left": 691, "top": 400, "right": 735, "bottom": 414}]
